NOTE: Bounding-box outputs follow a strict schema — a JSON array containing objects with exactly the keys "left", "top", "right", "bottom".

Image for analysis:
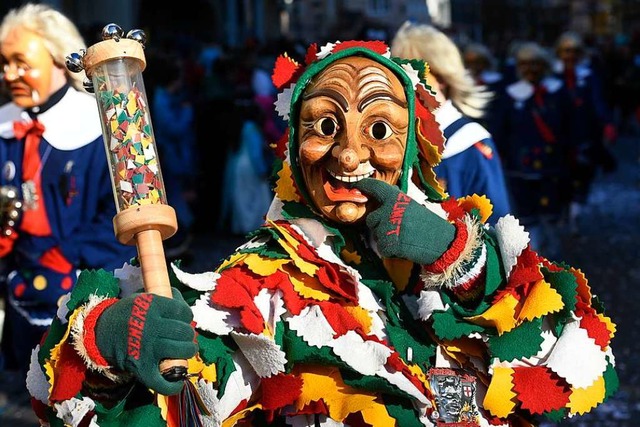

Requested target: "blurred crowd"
[
  {"left": 113, "top": 25, "right": 639, "bottom": 261},
  {"left": 2, "top": 19, "right": 639, "bottom": 260}
]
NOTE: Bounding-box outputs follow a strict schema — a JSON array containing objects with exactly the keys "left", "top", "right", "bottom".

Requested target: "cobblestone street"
[{"left": 1, "top": 135, "right": 638, "bottom": 427}]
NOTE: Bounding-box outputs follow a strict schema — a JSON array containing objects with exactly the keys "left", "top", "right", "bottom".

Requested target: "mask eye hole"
[
  {"left": 368, "top": 121, "right": 392, "bottom": 140},
  {"left": 315, "top": 117, "right": 338, "bottom": 137}
]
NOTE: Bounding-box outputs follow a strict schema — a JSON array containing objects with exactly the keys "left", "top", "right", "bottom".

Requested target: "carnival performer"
[
  {"left": 391, "top": 22, "right": 511, "bottom": 223},
  {"left": 0, "top": 3, "right": 136, "bottom": 376},
  {"left": 492, "top": 42, "right": 573, "bottom": 259},
  {"left": 27, "top": 40, "right": 617, "bottom": 427}
]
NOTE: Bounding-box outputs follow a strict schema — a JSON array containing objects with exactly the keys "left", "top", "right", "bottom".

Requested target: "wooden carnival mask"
[
  {"left": 297, "top": 56, "right": 409, "bottom": 224},
  {"left": 0, "top": 26, "right": 66, "bottom": 108}
]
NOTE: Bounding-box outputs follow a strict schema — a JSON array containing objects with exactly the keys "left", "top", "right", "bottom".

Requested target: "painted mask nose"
[{"left": 338, "top": 148, "right": 359, "bottom": 172}]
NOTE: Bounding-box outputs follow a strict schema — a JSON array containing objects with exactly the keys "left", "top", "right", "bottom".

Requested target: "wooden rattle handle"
[{"left": 135, "top": 229, "right": 189, "bottom": 380}]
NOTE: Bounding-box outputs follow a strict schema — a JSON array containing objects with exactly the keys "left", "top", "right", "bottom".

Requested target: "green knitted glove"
[
  {"left": 354, "top": 178, "right": 455, "bottom": 265},
  {"left": 95, "top": 288, "right": 196, "bottom": 395}
]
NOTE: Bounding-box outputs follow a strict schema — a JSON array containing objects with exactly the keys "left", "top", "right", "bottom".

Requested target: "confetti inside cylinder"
[{"left": 83, "top": 38, "right": 177, "bottom": 249}]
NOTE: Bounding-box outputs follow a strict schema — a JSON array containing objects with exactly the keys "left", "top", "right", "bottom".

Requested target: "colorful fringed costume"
[{"left": 27, "top": 41, "right": 617, "bottom": 427}]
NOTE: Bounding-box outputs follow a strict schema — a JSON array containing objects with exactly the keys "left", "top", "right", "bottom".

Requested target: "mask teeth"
[{"left": 328, "top": 169, "right": 375, "bottom": 183}]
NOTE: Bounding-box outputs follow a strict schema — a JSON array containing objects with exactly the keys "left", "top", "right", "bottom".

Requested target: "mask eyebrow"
[
  {"left": 302, "top": 88, "right": 349, "bottom": 112},
  {"left": 358, "top": 91, "right": 407, "bottom": 112}
]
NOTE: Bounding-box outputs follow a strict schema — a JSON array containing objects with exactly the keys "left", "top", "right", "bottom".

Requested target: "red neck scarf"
[{"left": 13, "top": 120, "right": 52, "bottom": 235}]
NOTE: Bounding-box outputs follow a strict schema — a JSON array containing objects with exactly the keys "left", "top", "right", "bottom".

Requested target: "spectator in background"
[
  {"left": 218, "top": 89, "right": 272, "bottom": 235},
  {"left": 0, "top": 3, "right": 136, "bottom": 379},
  {"left": 462, "top": 41, "right": 505, "bottom": 135},
  {"left": 391, "top": 21, "right": 511, "bottom": 224},
  {"left": 148, "top": 51, "right": 198, "bottom": 260},
  {"left": 492, "top": 41, "right": 572, "bottom": 259},
  {"left": 554, "top": 31, "right": 618, "bottom": 233}
]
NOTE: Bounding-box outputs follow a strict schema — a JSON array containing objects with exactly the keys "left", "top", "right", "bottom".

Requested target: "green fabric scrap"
[
  {"left": 341, "top": 369, "right": 414, "bottom": 400},
  {"left": 282, "top": 324, "right": 349, "bottom": 371},
  {"left": 384, "top": 396, "right": 424, "bottom": 427},
  {"left": 385, "top": 323, "right": 435, "bottom": 366},
  {"left": 488, "top": 317, "right": 544, "bottom": 362},
  {"left": 66, "top": 269, "right": 120, "bottom": 312},
  {"left": 430, "top": 309, "right": 485, "bottom": 341},
  {"left": 544, "top": 408, "right": 568, "bottom": 423},
  {"left": 196, "top": 333, "right": 238, "bottom": 393},
  {"left": 603, "top": 361, "right": 619, "bottom": 401}
]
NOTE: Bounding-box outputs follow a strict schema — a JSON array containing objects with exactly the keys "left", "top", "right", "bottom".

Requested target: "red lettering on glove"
[
  {"left": 127, "top": 293, "right": 154, "bottom": 360},
  {"left": 386, "top": 193, "right": 412, "bottom": 236}
]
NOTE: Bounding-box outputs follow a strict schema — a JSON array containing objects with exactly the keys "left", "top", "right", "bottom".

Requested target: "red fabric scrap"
[
  {"left": 332, "top": 40, "right": 389, "bottom": 56},
  {"left": 579, "top": 312, "right": 613, "bottom": 350},
  {"left": 316, "top": 301, "right": 363, "bottom": 337},
  {"left": 260, "top": 373, "right": 303, "bottom": 410},
  {"left": 512, "top": 366, "right": 571, "bottom": 414},
  {"left": 211, "top": 266, "right": 264, "bottom": 334},
  {"left": 272, "top": 55, "right": 302, "bottom": 90},
  {"left": 49, "top": 342, "right": 87, "bottom": 402}
]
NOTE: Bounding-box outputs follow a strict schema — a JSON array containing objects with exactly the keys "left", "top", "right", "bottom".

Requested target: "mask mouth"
[{"left": 322, "top": 168, "right": 373, "bottom": 203}]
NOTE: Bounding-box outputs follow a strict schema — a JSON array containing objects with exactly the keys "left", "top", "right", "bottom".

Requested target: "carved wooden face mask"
[
  {"left": 0, "top": 26, "right": 57, "bottom": 108},
  {"left": 297, "top": 56, "right": 409, "bottom": 224}
]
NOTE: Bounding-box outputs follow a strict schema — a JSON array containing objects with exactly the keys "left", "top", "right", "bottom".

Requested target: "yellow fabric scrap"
[
  {"left": 217, "top": 252, "right": 249, "bottom": 272},
  {"left": 244, "top": 253, "right": 290, "bottom": 277},
  {"left": 568, "top": 375, "right": 606, "bottom": 415},
  {"left": 343, "top": 305, "right": 373, "bottom": 335},
  {"left": 269, "top": 221, "right": 318, "bottom": 276},
  {"left": 360, "top": 400, "right": 397, "bottom": 427},
  {"left": 285, "top": 265, "right": 331, "bottom": 301},
  {"left": 274, "top": 161, "right": 300, "bottom": 202},
  {"left": 459, "top": 194, "right": 493, "bottom": 224},
  {"left": 296, "top": 366, "right": 377, "bottom": 421},
  {"left": 483, "top": 366, "right": 517, "bottom": 418},
  {"left": 518, "top": 280, "right": 564, "bottom": 322},
  {"left": 382, "top": 258, "right": 413, "bottom": 291},
  {"left": 222, "top": 403, "right": 262, "bottom": 427},
  {"left": 340, "top": 248, "right": 361, "bottom": 265},
  {"left": 467, "top": 293, "right": 519, "bottom": 335},
  {"left": 597, "top": 312, "right": 617, "bottom": 339}
]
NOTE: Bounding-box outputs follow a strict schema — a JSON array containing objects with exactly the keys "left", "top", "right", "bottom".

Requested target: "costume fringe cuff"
[
  {"left": 70, "top": 295, "right": 126, "bottom": 383},
  {"left": 420, "top": 215, "right": 486, "bottom": 298}
]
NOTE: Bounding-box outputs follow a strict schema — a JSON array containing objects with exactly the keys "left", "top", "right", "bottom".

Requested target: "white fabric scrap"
[
  {"left": 287, "top": 305, "right": 336, "bottom": 348},
  {"left": 494, "top": 214, "right": 530, "bottom": 278},
  {"left": 545, "top": 319, "right": 608, "bottom": 388},
  {"left": 196, "top": 353, "right": 259, "bottom": 427},
  {"left": 54, "top": 396, "right": 96, "bottom": 427},
  {"left": 56, "top": 293, "right": 71, "bottom": 323},
  {"left": 317, "top": 42, "right": 338, "bottom": 59},
  {"left": 113, "top": 262, "right": 144, "bottom": 298},
  {"left": 26, "top": 346, "right": 49, "bottom": 403},
  {"left": 332, "top": 330, "right": 392, "bottom": 376},
  {"left": 231, "top": 332, "right": 287, "bottom": 378},
  {"left": 171, "top": 263, "right": 219, "bottom": 291},
  {"left": 401, "top": 63, "right": 421, "bottom": 88},
  {"left": 275, "top": 84, "right": 295, "bottom": 120},
  {"left": 253, "top": 289, "right": 286, "bottom": 334},
  {"left": 193, "top": 293, "right": 234, "bottom": 335},
  {"left": 417, "top": 289, "right": 447, "bottom": 321}
]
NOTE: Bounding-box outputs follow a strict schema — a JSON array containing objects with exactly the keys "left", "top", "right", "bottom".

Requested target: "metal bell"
[
  {"left": 65, "top": 52, "right": 84, "bottom": 73},
  {"left": 126, "top": 29, "right": 147, "bottom": 48},
  {"left": 83, "top": 78, "right": 95, "bottom": 93},
  {"left": 102, "top": 23, "right": 124, "bottom": 41}
]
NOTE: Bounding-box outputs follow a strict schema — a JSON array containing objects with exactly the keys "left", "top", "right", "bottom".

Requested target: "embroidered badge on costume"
[{"left": 428, "top": 367, "right": 480, "bottom": 427}]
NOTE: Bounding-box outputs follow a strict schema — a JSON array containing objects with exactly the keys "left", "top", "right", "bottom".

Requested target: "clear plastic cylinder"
[{"left": 90, "top": 57, "right": 167, "bottom": 212}]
